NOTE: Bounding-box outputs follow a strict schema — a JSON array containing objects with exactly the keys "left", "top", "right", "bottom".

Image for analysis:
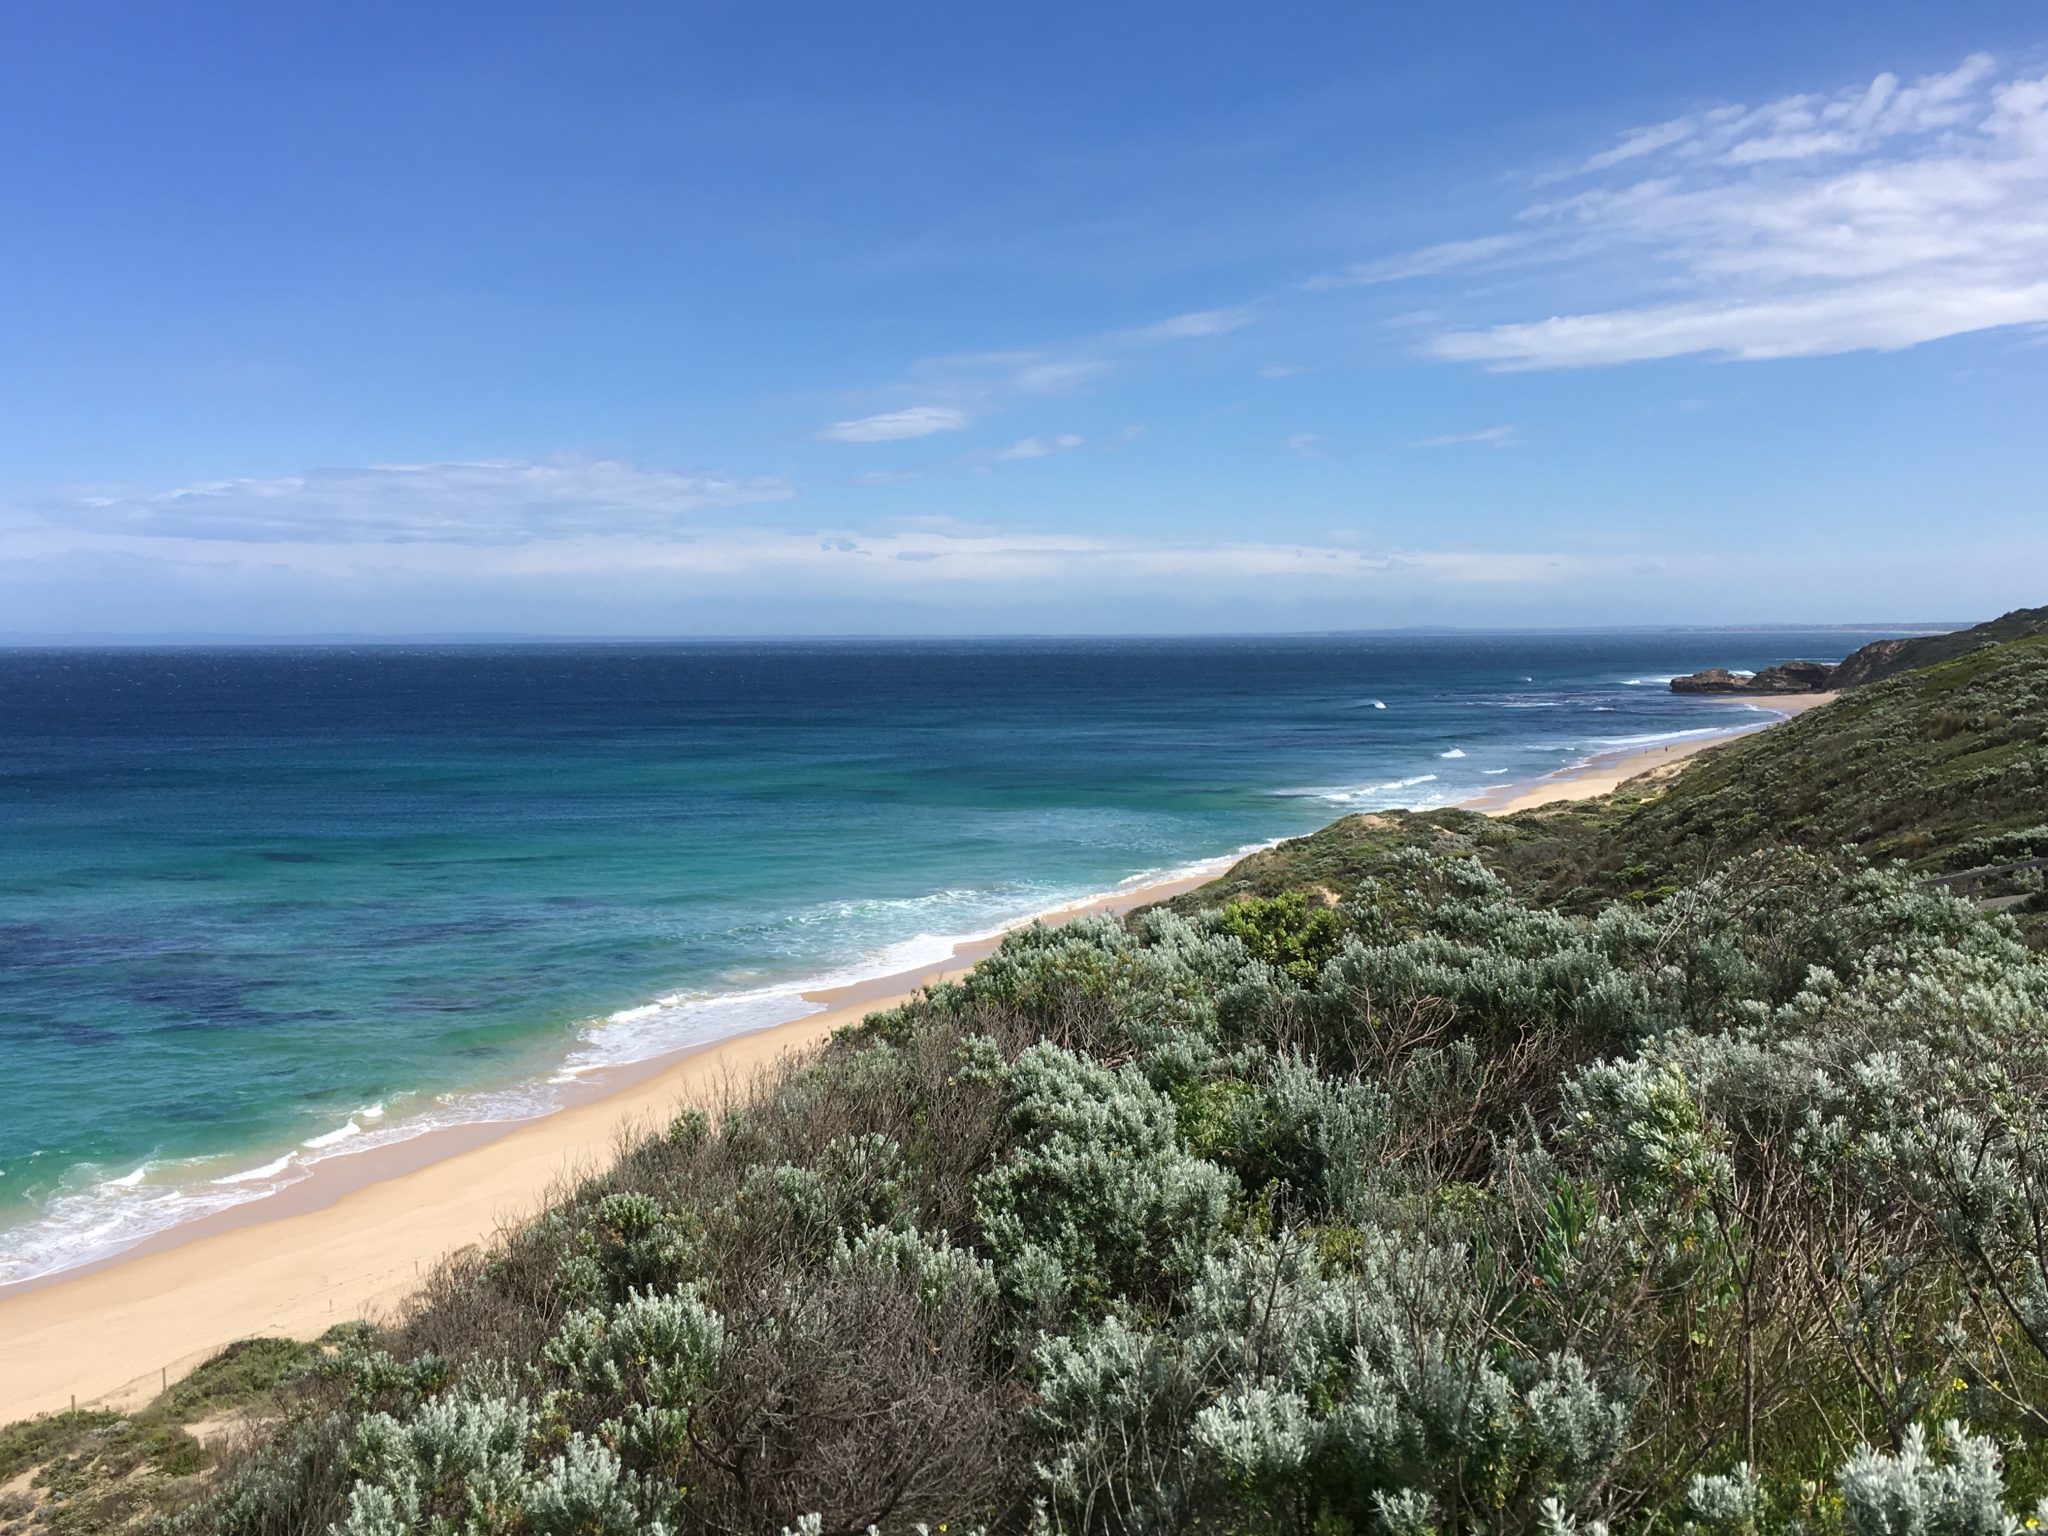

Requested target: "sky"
[{"left": 2, "top": 1, "right": 2046, "bottom": 635}]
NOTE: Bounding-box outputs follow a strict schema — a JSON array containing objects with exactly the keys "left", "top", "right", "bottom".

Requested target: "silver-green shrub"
[
  {"left": 1839, "top": 1422, "right": 2027, "bottom": 1536},
  {"left": 337, "top": 1392, "right": 532, "bottom": 1536},
  {"left": 975, "top": 1042, "right": 1238, "bottom": 1310}
]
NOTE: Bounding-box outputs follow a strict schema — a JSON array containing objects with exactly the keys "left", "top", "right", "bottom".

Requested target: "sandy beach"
[
  {"left": 0, "top": 692, "right": 1836, "bottom": 1425},
  {"left": 0, "top": 869, "right": 1213, "bottom": 1424},
  {"left": 1467, "top": 692, "right": 1835, "bottom": 813}
]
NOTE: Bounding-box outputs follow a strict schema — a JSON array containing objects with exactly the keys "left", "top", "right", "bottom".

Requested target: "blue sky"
[{"left": 3, "top": 1, "right": 2045, "bottom": 634}]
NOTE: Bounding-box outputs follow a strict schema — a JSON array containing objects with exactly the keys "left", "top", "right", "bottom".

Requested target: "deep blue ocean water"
[{"left": 0, "top": 632, "right": 1906, "bottom": 1280}]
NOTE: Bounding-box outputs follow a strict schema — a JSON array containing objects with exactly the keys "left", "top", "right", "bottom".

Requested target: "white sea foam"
[
  {"left": 215, "top": 1153, "right": 296, "bottom": 1185},
  {"left": 1369, "top": 700, "right": 1387, "bottom": 710},
  {"left": 1483, "top": 768, "right": 1511, "bottom": 775},
  {"left": 0, "top": 845, "right": 1277, "bottom": 1288},
  {"left": 1277, "top": 773, "right": 1449, "bottom": 810},
  {"left": 1440, "top": 748, "right": 1466, "bottom": 759},
  {"left": 1589, "top": 724, "right": 1762, "bottom": 749},
  {"left": 0, "top": 1153, "right": 303, "bottom": 1286},
  {"left": 561, "top": 848, "right": 1284, "bottom": 1079}
]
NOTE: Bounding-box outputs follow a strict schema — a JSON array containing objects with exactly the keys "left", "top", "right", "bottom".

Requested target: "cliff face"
[
  {"left": 1829, "top": 606, "right": 2048, "bottom": 688},
  {"left": 1671, "top": 607, "right": 2048, "bottom": 696}
]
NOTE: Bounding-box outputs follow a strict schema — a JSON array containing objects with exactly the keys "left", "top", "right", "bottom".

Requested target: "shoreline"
[
  {"left": 0, "top": 691, "right": 1834, "bottom": 1424},
  {"left": 0, "top": 859, "right": 1241, "bottom": 1298},
  {"left": 0, "top": 867, "right": 1217, "bottom": 1423},
  {"left": 1465, "top": 692, "right": 1835, "bottom": 813}
]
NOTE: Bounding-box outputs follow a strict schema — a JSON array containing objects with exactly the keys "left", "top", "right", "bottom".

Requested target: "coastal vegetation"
[
  {"left": 1194, "top": 630, "right": 2048, "bottom": 944},
  {"left": 9, "top": 628, "right": 2048, "bottom": 1533},
  {"left": 1667, "top": 604, "right": 2048, "bottom": 695},
  {"left": 0, "top": 1339, "right": 319, "bottom": 1535}
]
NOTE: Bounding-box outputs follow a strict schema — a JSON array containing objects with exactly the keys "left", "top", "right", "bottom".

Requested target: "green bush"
[{"left": 1217, "top": 891, "right": 1349, "bottom": 982}]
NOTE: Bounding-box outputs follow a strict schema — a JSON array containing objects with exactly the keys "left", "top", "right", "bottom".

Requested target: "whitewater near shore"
[{"left": 0, "top": 694, "right": 1828, "bottom": 1425}]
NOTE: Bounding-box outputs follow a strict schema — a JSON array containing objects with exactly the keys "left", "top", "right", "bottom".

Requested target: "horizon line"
[{"left": 0, "top": 621, "right": 1971, "bottom": 648}]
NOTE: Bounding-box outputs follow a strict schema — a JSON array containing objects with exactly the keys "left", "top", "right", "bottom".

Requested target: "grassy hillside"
[
  {"left": 9, "top": 629, "right": 2048, "bottom": 1536},
  {"left": 1189, "top": 631, "right": 2048, "bottom": 942},
  {"left": 0, "top": 1340, "right": 319, "bottom": 1535}
]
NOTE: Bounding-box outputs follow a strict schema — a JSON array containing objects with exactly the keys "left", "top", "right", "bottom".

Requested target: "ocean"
[{"left": 0, "top": 631, "right": 1903, "bottom": 1282}]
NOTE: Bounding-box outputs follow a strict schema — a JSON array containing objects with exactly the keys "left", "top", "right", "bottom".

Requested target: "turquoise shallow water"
[{"left": 0, "top": 632, "right": 1902, "bottom": 1280}]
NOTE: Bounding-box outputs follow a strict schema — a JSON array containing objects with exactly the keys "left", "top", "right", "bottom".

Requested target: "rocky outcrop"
[
  {"left": 1671, "top": 607, "right": 2048, "bottom": 698},
  {"left": 1670, "top": 660, "right": 1835, "bottom": 695},
  {"left": 1669, "top": 668, "right": 1747, "bottom": 694}
]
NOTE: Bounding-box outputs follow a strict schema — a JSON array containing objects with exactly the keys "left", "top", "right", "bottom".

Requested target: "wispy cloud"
[
  {"left": 1283, "top": 433, "right": 1322, "bottom": 456},
  {"left": 7, "top": 515, "right": 1655, "bottom": 593},
  {"left": 1397, "top": 53, "right": 2048, "bottom": 369},
  {"left": 821, "top": 304, "right": 1258, "bottom": 441},
  {"left": 996, "top": 433, "right": 1086, "bottom": 461},
  {"left": 1303, "top": 235, "right": 1524, "bottom": 290},
  {"left": 1007, "top": 359, "right": 1115, "bottom": 394},
  {"left": 1116, "top": 305, "right": 1258, "bottom": 342},
  {"left": 1416, "top": 425, "right": 1521, "bottom": 449},
  {"left": 42, "top": 458, "right": 793, "bottom": 544},
  {"left": 818, "top": 406, "right": 968, "bottom": 443},
  {"left": 12, "top": 454, "right": 1656, "bottom": 597},
  {"left": 1578, "top": 119, "right": 1698, "bottom": 174}
]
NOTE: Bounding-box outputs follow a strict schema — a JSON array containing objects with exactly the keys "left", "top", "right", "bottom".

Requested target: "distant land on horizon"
[{"left": 0, "top": 621, "right": 1971, "bottom": 648}]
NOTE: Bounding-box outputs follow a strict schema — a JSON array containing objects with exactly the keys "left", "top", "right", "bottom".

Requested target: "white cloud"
[
  {"left": 996, "top": 433, "right": 1086, "bottom": 461},
  {"left": 1416, "top": 425, "right": 1522, "bottom": 448},
  {"left": 43, "top": 458, "right": 793, "bottom": 544},
  {"left": 830, "top": 304, "right": 1256, "bottom": 443},
  {"left": 1284, "top": 433, "right": 1322, "bottom": 456},
  {"left": 1118, "top": 305, "right": 1258, "bottom": 342},
  {"left": 1256, "top": 364, "right": 1305, "bottom": 379},
  {"left": 1302, "top": 235, "right": 1524, "bottom": 289},
  {"left": 1571, "top": 54, "right": 1999, "bottom": 175},
  {"left": 1406, "top": 53, "right": 2048, "bottom": 369},
  {"left": 7, "top": 474, "right": 1658, "bottom": 600},
  {"left": 1580, "top": 120, "right": 1698, "bottom": 173},
  {"left": 1431, "top": 282, "right": 2048, "bottom": 368},
  {"left": 818, "top": 405, "right": 968, "bottom": 443},
  {"left": 1008, "top": 359, "right": 1115, "bottom": 394}
]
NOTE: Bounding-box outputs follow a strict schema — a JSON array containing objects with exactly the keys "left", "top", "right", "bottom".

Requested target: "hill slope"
[{"left": 1194, "top": 630, "right": 2048, "bottom": 941}]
